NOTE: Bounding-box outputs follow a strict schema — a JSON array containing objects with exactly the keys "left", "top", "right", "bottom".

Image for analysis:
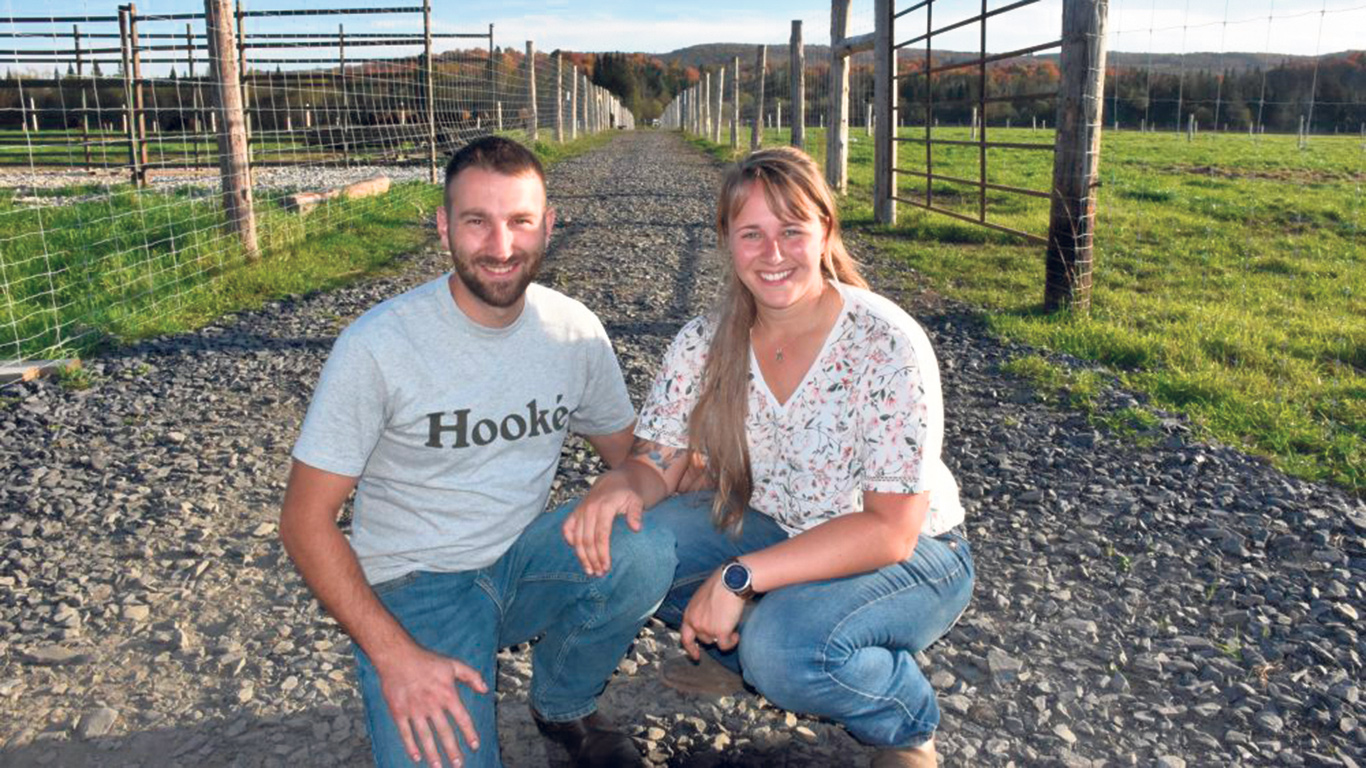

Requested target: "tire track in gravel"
[{"left": 3, "top": 130, "right": 1363, "bottom": 768}]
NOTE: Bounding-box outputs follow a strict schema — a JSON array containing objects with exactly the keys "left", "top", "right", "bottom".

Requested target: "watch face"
[{"left": 723, "top": 562, "right": 749, "bottom": 592}]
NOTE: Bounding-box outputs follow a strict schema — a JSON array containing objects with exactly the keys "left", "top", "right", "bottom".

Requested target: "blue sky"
[{"left": 5, "top": 0, "right": 1362, "bottom": 65}]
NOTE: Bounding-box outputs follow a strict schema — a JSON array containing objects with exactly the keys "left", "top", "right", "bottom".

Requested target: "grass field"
[
  {"left": 0, "top": 130, "right": 618, "bottom": 364},
  {"left": 693, "top": 125, "right": 1364, "bottom": 493}
]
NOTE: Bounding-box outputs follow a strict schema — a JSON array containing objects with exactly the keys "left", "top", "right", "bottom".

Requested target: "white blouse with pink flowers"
[{"left": 636, "top": 282, "right": 964, "bottom": 537}]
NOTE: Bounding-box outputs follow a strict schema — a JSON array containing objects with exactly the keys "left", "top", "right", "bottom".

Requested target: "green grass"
[
  {"left": 688, "top": 125, "right": 1365, "bottom": 493},
  {"left": 0, "top": 130, "right": 619, "bottom": 360}
]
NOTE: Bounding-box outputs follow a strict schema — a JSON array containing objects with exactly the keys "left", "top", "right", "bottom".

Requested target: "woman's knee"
[{"left": 736, "top": 603, "right": 826, "bottom": 710}]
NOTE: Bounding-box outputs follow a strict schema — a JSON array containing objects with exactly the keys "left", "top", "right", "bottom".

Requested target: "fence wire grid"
[{"left": 0, "top": 1, "right": 630, "bottom": 371}]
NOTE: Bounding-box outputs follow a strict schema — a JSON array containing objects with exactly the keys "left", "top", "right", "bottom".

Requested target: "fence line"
[{"left": 0, "top": 2, "right": 633, "bottom": 375}]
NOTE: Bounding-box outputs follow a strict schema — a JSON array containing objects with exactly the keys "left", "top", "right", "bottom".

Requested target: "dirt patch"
[{"left": 1175, "top": 164, "right": 1363, "bottom": 184}]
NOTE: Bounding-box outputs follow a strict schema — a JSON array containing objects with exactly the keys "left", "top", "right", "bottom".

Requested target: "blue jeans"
[
  {"left": 651, "top": 492, "right": 974, "bottom": 749},
  {"left": 353, "top": 500, "right": 677, "bottom": 767}
]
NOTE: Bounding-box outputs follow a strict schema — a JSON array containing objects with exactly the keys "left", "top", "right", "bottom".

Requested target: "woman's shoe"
[{"left": 658, "top": 652, "right": 745, "bottom": 696}]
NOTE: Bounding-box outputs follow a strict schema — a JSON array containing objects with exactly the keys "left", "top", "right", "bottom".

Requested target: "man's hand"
[
  {"left": 376, "top": 645, "right": 490, "bottom": 768},
  {"left": 563, "top": 472, "right": 644, "bottom": 577},
  {"left": 679, "top": 569, "right": 746, "bottom": 661}
]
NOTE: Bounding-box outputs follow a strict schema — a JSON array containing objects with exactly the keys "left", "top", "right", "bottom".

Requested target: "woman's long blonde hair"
[{"left": 688, "top": 146, "right": 869, "bottom": 533}]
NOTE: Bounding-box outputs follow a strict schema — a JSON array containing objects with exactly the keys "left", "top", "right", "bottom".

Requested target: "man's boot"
[{"left": 531, "top": 707, "right": 646, "bottom": 767}]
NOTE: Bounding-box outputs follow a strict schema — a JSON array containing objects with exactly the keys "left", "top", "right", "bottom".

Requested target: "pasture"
[{"left": 700, "top": 126, "right": 1364, "bottom": 492}]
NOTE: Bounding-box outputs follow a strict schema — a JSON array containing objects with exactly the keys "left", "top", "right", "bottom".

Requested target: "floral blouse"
[{"left": 636, "top": 283, "right": 964, "bottom": 536}]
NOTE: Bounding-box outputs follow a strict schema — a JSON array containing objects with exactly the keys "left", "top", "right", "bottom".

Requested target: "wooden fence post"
[
  {"left": 827, "top": 0, "right": 851, "bottom": 193},
  {"left": 525, "top": 41, "right": 538, "bottom": 141},
  {"left": 187, "top": 23, "right": 203, "bottom": 169},
  {"left": 570, "top": 65, "right": 578, "bottom": 139},
  {"left": 791, "top": 20, "right": 805, "bottom": 149},
  {"left": 204, "top": 0, "right": 258, "bottom": 260},
  {"left": 750, "top": 45, "right": 766, "bottom": 150},
  {"left": 234, "top": 0, "right": 252, "bottom": 178},
  {"left": 339, "top": 25, "right": 351, "bottom": 165},
  {"left": 703, "top": 73, "right": 711, "bottom": 138},
  {"left": 423, "top": 0, "right": 437, "bottom": 182},
  {"left": 555, "top": 54, "right": 564, "bottom": 142},
  {"left": 873, "top": 0, "right": 896, "bottom": 224},
  {"left": 117, "top": 7, "right": 141, "bottom": 186},
  {"left": 486, "top": 24, "right": 497, "bottom": 122},
  {"left": 75, "top": 24, "right": 92, "bottom": 171},
  {"left": 129, "top": 3, "right": 149, "bottom": 182},
  {"left": 1044, "top": 0, "right": 1109, "bottom": 313},
  {"left": 713, "top": 65, "right": 724, "bottom": 143},
  {"left": 588, "top": 81, "right": 597, "bottom": 133},
  {"left": 731, "top": 56, "right": 740, "bottom": 149},
  {"left": 581, "top": 74, "right": 590, "bottom": 135}
]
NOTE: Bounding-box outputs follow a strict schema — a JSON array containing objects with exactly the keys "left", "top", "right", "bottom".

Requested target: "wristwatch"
[{"left": 720, "top": 558, "right": 755, "bottom": 600}]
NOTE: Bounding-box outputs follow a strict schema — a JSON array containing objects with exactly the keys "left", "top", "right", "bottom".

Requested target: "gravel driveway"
[{"left": 1, "top": 130, "right": 1363, "bottom": 768}]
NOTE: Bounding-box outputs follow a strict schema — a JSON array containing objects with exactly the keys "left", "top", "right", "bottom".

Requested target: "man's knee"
[{"left": 603, "top": 518, "right": 677, "bottom": 605}]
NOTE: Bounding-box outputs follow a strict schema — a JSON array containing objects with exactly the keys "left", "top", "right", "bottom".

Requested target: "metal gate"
[{"left": 858, "top": 0, "right": 1108, "bottom": 310}]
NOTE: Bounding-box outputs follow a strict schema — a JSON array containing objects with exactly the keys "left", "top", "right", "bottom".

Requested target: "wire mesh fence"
[{"left": 0, "top": 1, "right": 631, "bottom": 373}]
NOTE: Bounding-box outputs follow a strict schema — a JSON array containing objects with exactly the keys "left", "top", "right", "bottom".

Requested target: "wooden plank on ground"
[{"left": 0, "top": 359, "right": 80, "bottom": 384}]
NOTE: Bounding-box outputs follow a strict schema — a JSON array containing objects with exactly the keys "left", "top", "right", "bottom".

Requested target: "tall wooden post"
[
  {"left": 827, "top": 0, "right": 851, "bottom": 193},
  {"left": 581, "top": 74, "right": 590, "bottom": 135},
  {"left": 791, "top": 20, "right": 805, "bottom": 149},
  {"left": 750, "top": 45, "right": 766, "bottom": 151},
  {"left": 1044, "top": 0, "right": 1108, "bottom": 313},
  {"left": 525, "top": 41, "right": 538, "bottom": 140},
  {"left": 75, "top": 24, "right": 92, "bottom": 171},
  {"left": 570, "top": 65, "right": 578, "bottom": 139},
  {"left": 731, "top": 56, "right": 740, "bottom": 149},
  {"left": 234, "top": 0, "right": 251, "bottom": 175},
  {"left": 117, "top": 7, "right": 141, "bottom": 186},
  {"left": 129, "top": 4, "right": 149, "bottom": 181},
  {"left": 873, "top": 0, "right": 896, "bottom": 224},
  {"left": 187, "top": 23, "right": 201, "bottom": 169},
  {"left": 713, "top": 65, "right": 725, "bottom": 143},
  {"left": 555, "top": 54, "right": 564, "bottom": 142},
  {"left": 486, "top": 24, "right": 497, "bottom": 120},
  {"left": 703, "top": 73, "right": 711, "bottom": 138},
  {"left": 423, "top": 0, "right": 437, "bottom": 182},
  {"left": 204, "top": 0, "right": 258, "bottom": 260},
  {"left": 339, "top": 25, "right": 350, "bottom": 165}
]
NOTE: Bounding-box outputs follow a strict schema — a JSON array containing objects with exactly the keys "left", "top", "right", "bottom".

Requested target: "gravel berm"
[{"left": 2, "top": 131, "right": 1363, "bottom": 768}]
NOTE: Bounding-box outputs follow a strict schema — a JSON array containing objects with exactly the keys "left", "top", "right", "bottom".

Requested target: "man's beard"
[{"left": 451, "top": 240, "right": 545, "bottom": 309}]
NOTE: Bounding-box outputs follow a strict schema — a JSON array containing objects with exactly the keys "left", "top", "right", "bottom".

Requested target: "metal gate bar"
[{"left": 892, "top": 0, "right": 1062, "bottom": 240}]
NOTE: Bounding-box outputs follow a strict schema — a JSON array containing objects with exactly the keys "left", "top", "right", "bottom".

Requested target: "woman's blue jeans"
[
  {"left": 352, "top": 500, "right": 677, "bottom": 767},
  {"left": 650, "top": 492, "right": 974, "bottom": 749}
]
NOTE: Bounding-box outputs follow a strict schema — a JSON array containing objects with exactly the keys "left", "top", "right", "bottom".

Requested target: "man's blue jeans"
[
  {"left": 352, "top": 501, "right": 677, "bottom": 767},
  {"left": 650, "top": 492, "right": 974, "bottom": 749}
]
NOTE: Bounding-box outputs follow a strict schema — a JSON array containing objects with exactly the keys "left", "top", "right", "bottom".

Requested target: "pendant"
[{"left": 775, "top": 349, "right": 785, "bottom": 362}]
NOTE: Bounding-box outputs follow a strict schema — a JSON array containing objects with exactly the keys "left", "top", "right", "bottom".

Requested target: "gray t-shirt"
[{"left": 292, "top": 275, "right": 634, "bottom": 584}]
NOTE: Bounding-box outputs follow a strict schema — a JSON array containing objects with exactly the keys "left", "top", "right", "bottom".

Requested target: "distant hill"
[{"left": 652, "top": 42, "right": 1362, "bottom": 74}]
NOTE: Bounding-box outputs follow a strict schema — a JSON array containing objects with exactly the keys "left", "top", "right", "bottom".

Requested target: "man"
[{"left": 280, "top": 136, "right": 674, "bottom": 768}]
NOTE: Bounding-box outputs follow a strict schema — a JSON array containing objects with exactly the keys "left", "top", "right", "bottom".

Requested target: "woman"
[{"left": 564, "top": 147, "right": 973, "bottom": 767}]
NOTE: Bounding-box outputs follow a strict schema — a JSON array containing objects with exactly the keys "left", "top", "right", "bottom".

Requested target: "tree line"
[{"left": 1, "top": 49, "right": 1361, "bottom": 135}]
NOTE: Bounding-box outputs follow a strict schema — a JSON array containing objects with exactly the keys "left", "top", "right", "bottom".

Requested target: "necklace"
[{"left": 775, "top": 348, "right": 785, "bottom": 363}]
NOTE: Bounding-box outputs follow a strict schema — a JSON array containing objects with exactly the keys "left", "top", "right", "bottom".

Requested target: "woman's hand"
[
  {"left": 562, "top": 471, "right": 645, "bottom": 577},
  {"left": 680, "top": 568, "right": 747, "bottom": 660}
]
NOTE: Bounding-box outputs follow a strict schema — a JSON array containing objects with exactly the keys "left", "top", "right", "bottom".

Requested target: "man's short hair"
[{"left": 444, "top": 136, "right": 546, "bottom": 201}]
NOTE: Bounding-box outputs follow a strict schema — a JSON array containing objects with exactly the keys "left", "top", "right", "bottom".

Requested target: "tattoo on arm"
[{"left": 629, "top": 439, "right": 683, "bottom": 475}]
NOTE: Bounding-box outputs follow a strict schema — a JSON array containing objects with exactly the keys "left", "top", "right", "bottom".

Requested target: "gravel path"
[{"left": 2, "top": 130, "right": 1363, "bottom": 768}]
